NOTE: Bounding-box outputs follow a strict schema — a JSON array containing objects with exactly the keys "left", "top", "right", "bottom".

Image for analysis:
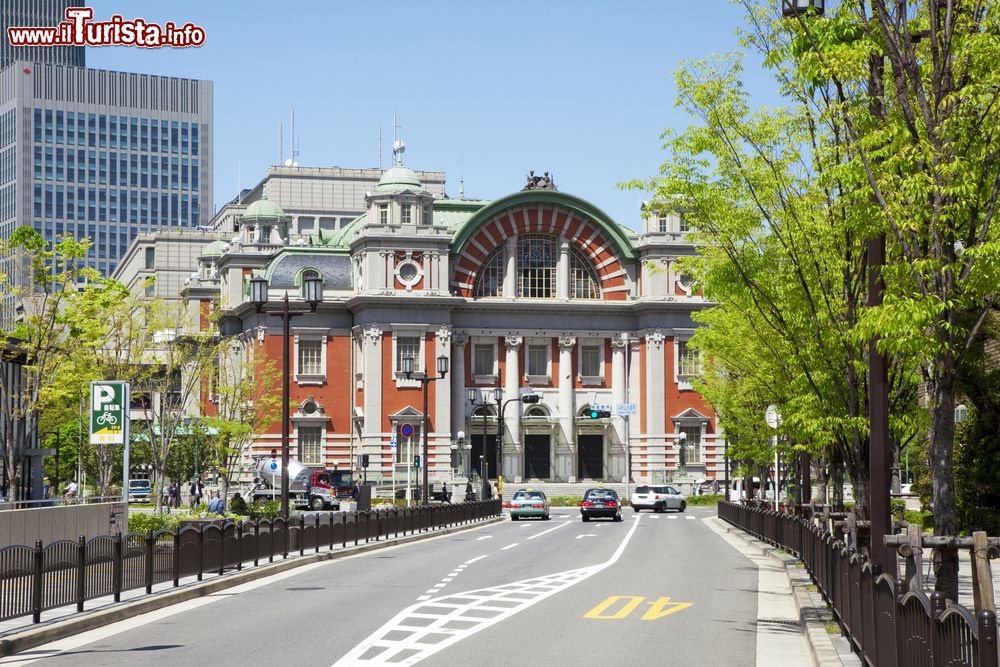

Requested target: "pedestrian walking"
[
  {"left": 441, "top": 481, "right": 449, "bottom": 503},
  {"left": 465, "top": 479, "right": 474, "bottom": 502},
  {"left": 189, "top": 478, "right": 203, "bottom": 508},
  {"left": 167, "top": 481, "right": 179, "bottom": 508},
  {"left": 351, "top": 478, "right": 362, "bottom": 501}
]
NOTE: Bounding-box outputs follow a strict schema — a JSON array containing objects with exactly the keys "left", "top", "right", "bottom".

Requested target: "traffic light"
[
  {"left": 414, "top": 455, "right": 421, "bottom": 468},
  {"left": 361, "top": 454, "right": 370, "bottom": 468},
  {"left": 589, "top": 409, "right": 611, "bottom": 419}
]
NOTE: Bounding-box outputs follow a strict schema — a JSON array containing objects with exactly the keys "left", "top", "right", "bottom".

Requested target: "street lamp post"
[
  {"left": 467, "top": 387, "right": 500, "bottom": 490},
  {"left": 250, "top": 273, "right": 324, "bottom": 519},
  {"left": 498, "top": 394, "right": 540, "bottom": 495},
  {"left": 402, "top": 353, "right": 449, "bottom": 506}
]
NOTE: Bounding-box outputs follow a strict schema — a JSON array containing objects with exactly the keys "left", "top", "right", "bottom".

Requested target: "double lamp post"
[
  {"left": 250, "top": 273, "right": 324, "bottom": 519},
  {"left": 401, "top": 354, "right": 449, "bottom": 505}
]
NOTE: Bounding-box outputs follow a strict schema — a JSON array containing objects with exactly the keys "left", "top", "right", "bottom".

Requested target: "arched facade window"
[
  {"left": 299, "top": 269, "right": 321, "bottom": 299},
  {"left": 517, "top": 234, "right": 556, "bottom": 298},
  {"left": 570, "top": 247, "right": 600, "bottom": 299},
  {"left": 473, "top": 248, "right": 504, "bottom": 297}
]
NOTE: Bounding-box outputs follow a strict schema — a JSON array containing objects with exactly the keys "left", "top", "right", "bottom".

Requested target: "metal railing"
[
  {"left": 718, "top": 501, "right": 999, "bottom": 667},
  {"left": 0, "top": 500, "right": 500, "bottom": 625}
]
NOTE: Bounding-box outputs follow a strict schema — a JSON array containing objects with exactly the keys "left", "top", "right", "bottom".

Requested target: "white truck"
[{"left": 248, "top": 456, "right": 353, "bottom": 511}]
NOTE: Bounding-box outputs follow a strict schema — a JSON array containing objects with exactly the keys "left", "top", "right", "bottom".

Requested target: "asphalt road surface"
[{"left": 6, "top": 506, "right": 758, "bottom": 666}]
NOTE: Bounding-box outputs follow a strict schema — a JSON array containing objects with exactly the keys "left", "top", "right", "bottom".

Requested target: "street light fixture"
[
  {"left": 467, "top": 386, "right": 501, "bottom": 493},
  {"left": 497, "top": 393, "right": 540, "bottom": 496},
  {"left": 781, "top": 0, "right": 824, "bottom": 17},
  {"left": 402, "top": 353, "right": 449, "bottom": 505},
  {"left": 249, "top": 273, "right": 324, "bottom": 519}
]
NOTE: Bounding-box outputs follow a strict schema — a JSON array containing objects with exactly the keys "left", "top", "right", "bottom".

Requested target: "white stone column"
[
  {"left": 504, "top": 336, "right": 523, "bottom": 456},
  {"left": 556, "top": 238, "right": 570, "bottom": 300},
  {"left": 611, "top": 337, "right": 627, "bottom": 443},
  {"left": 361, "top": 324, "right": 384, "bottom": 470},
  {"left": 450, "top": 334, "right": 468, "bottom": 438},
  {"left": 645, "top": 330, "right": 666, "bottom": 479},
  {"left": 557, "top": 336, "right": 576, "bottom": 453},
  {"left": 434, "top": 326, "right": 452, "bottom": 481},
  {"left": 503, "top": 236, "right": 517, "bottom": 297}
]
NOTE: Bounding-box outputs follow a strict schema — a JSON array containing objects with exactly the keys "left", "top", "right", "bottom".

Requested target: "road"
[{"left": 4, "top": 506, "right": 759, "bottom": 666}]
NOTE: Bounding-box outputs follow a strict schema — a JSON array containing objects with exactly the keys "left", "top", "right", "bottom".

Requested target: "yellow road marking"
[
  {"left": 642, "top": 596, "right": 694, "bottom": 620},
  {"left": 583, "top": 595, "right": 644, "bottom": 619}
]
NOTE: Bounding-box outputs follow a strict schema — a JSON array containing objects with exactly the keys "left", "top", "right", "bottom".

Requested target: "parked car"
[
  {"left": 127, "top": 479, "right": 152, "bottom": 503},
  {"left": 580, "top": 488, "right": 623, "bottom": 522},
  {"left": 630, "top": 485, "right": 686, "bottom": 513},
  {"left": 509, "top": 489, "right": 550, "bottom": 521}
]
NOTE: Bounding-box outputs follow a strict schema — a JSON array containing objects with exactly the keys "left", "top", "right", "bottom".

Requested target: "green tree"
[
  {"left": 0, "top": 228, "right": 97, "bottom": 500},
  {"left": 202, "top": 336, "right": 281, "bottom": 501},
  {"left": 768, "top": 0, "right": 1000, "bottom": 604}
]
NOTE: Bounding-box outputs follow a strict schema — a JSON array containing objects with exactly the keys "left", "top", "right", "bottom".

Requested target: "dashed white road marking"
[
  {"left": 650, "top": 515, "right": 661, "bottom": 520},
  {"left": 685, "top": 516, "right": 696, "bottom": 520},
  {"left": 334, "top": 514, "right": 643, "bottom": 666},
  {"left": 575, "top": 534, "right": 597, "bottom": 540},
  {"left": 501, "top": 543, "right": 519, "bottom": 551},
  {"left": 525, "top": 521, "right": 570, "bottom": 541},
  {"left": 668, "top": 516, "right": 678, "bottom": 520},
  {"left": 476, "top": 535, "right": 493, "bottom": 541},
  {"left": 416, "top": 595, "right": 431, "bottom": 601}
]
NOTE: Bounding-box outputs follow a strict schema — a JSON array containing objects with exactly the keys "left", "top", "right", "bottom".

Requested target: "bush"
[
  {"left": 247, "top": 499, "right": 280, "bottom": 520},
  {"left": 128, "top": 512, "right": 180, "bottom": 533},
  {"left": 686, "top": 494, "right": 723, "bottom": 506}
]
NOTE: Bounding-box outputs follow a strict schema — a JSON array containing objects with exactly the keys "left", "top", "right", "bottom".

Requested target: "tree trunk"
[
  {"left": 929, "top": 373, "right": 959, "bottom": 602},
  {"left": 831, "top": 444, "right": 845, "bottom": 512},
  {"left": 814, "top": 456, "right": 828, "bottom": 504}
]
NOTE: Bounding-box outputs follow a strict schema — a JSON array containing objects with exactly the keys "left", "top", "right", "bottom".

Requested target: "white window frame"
[
  {"left": 524, "top": 340, "right": 550, "bottom": 384},
  {"left": 471, "top": 338, "right": 498, "bottom": 383},
  {"left": 578, "top": 340, "right": 605, "bottom": 385},
  {"left": 297, "top": 425, "right": 324, "bottom": 465},
  {"left": 392, "top": 326, "right": 426, "bottom": 388},
  {"left": 674, "top": 336, "right": 701, "bottom": 390},
  {"left": 674, "top": 423, "right": 703, "bottom": 464},
  {"left": 378, "top": 203, "right": 388, "bottom": 225},
  {"left": 400, "top": 203, "right": 412, "bottom": 225},
  {"left": 657, "top": 215, "right": 668, "bottom": 234},
  {"left": 293, "top": 330, "right": 328, "bottom": 385}
]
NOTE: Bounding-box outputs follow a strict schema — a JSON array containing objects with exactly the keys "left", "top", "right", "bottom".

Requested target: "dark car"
[{"left": 580, "top": 488, "right": 623, "bottom": 522}]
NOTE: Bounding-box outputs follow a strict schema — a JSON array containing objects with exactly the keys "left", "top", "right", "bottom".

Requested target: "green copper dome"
[
  {"left": 375, "top": 164, "right": 423, "bottom": 193},
  {"left": 242, "top": 189, "right": 288, "bottom": 221},
  {"left": 201, "top": 237, "right": 227, "bottom": 258}
]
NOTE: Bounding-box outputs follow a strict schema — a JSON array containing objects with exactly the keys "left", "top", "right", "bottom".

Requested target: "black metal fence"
[
  {"left": 718, "top": 501, "right": 999, "bottom": 667},
  {"left": 0, "top": 500, "right": 500, "bottom": 625}
]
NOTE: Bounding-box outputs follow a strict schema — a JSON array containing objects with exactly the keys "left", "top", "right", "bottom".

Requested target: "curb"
[
  {"left": 0, "top": 515, "right": 504, "bottom": 658},
  {"left": 709, "top": 518, "right": 847, "bottom": 667}
]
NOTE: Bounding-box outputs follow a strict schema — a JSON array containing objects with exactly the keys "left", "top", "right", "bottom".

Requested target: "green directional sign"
[{"left": 90, "top": 381, "right": 129, "bottom": 445}]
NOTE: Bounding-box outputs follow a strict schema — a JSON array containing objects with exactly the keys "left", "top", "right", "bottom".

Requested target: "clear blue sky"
[{"left": 85, "top": 1, "right": 776, "bottom": 230}]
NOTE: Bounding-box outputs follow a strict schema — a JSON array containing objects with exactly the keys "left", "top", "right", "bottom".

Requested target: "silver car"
[{"left": 630, "top": 485, "right": 686, "bottom": 512}]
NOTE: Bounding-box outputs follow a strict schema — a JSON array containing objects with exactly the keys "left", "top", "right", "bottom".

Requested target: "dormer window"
[
  {"left": 300, "top": 269, "right": 322, "bottom": 299},
  {"left": 401, "top": 204, "right": 412, "bottom": 225},
  {"left": 378, "top": 204, "right": 388, "bottom": 225},
  {"left": 658, "top": 215, "right": 668, "bottom": 233}
]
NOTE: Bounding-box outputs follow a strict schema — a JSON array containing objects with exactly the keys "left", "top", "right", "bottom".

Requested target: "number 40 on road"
[{"left": 584, "top": 596, "right": 692, "bottom": 620}]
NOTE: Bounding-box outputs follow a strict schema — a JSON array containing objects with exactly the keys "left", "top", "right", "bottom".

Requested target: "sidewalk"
[{"left": 704, "top": 516, "right": 860, "bottom": 667}]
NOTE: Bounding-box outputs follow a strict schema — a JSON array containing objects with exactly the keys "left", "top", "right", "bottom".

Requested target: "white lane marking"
[
  {"left": 650, "top": 515, "right": 661, "bottom": 520},
  {"left": 334, "top": 515, "right": 643, "bottom": 666},
  {"left": 464, "top": 555, "right": 488, "bottom": 565},
  {"left": 476, "top": 535, "right": 493, "bottom": 541},
  {"left": 575, "top": 534, "right": 597, "bottom": 540},
  {"left": 442, "top": 577, "right": 454, "bottom": 582},
  {"left": 668, "top": 516, "right": 678, "bottom": 520},
  {"left": 501, "top": 543, "right": 519, "bottom": 551},
  {"left": 525, "top": 521, "right": 570, "bottom": 541},
  {"left": 685, "top": 516, "right": 696, "bottom": 520},
  {"left": 416, "top": 595, "right": 431, "bottom": 601}
]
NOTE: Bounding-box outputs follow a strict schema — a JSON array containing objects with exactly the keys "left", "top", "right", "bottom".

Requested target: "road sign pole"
[
  {"left": 390, "top": 439, "right": 397, "bottom": 504},
  {"left": 122, "top": 383, "right": 130, "bottom": 511},
  {"left": 407, "top": 436, "right": 411, "bottom": 509}
]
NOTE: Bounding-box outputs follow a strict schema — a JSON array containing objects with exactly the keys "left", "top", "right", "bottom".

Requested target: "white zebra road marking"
[{"left": 333, "top": 515, "right": 643, "bottom": 666}]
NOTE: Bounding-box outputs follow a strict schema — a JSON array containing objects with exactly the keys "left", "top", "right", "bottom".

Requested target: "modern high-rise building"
[
  {"left": 0, "top": 61, "right": 212, "bottom": 305},
  {"left": 1, "top": 0, "right": 86, "bottom": 70}
]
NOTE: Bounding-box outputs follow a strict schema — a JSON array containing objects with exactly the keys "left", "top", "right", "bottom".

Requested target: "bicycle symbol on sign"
[{"left": 96, "top": 412, "right": 118, "bottom": 426}]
